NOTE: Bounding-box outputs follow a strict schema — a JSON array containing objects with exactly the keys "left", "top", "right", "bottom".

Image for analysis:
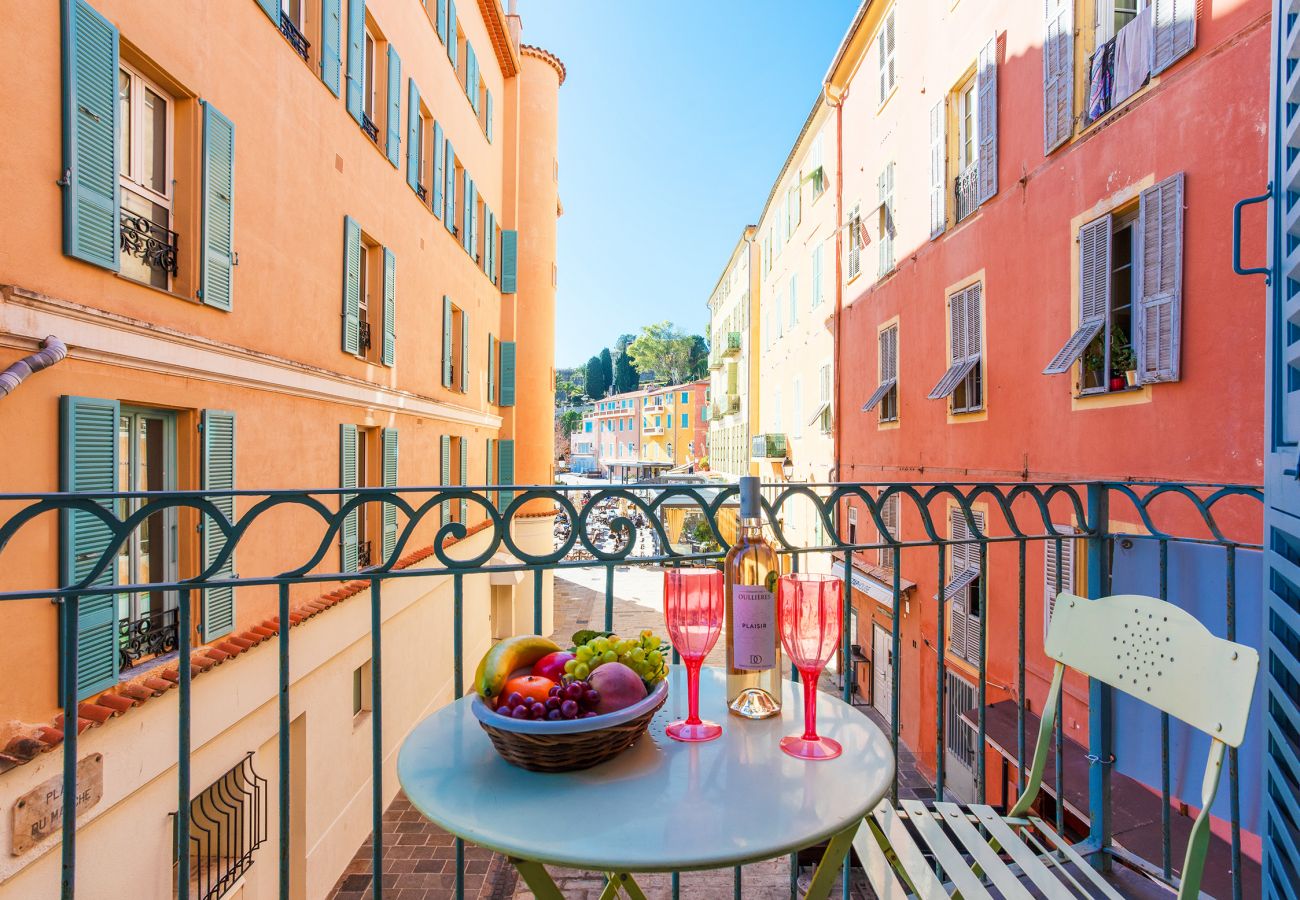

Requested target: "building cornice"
[
  {"left": 478, "top": 0, "right": 520, "bottom": 78},
  {"left": 520, "top": 43, "right": 567, "bottom": 85}
]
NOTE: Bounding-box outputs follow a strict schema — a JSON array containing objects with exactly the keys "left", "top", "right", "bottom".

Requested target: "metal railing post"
[{"left": 1085, "top": 482, "right": 1112, "bottom": 868}]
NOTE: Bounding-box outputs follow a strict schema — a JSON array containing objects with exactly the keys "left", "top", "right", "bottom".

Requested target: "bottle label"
[{"left": 732, "top": 585, "right": 776, "bottom": 670}]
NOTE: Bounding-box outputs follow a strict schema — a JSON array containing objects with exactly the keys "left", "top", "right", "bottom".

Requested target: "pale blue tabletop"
[{"left": 396, "top": 666, "right": 895, "bottom": 873}]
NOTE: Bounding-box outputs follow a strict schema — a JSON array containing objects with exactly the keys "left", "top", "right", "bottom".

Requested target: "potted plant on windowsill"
[{"left": 1111, "top": 328, "right": 1138, "bottom": 389}]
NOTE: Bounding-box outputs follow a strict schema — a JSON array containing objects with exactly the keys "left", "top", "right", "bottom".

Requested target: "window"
[
  {"left": 864, "top": 325, "right": 898, "bottom": 422},
  {"left": 792, "top": 379, "right": 803, "bottom": 439},
  {"left": 355, "top": 237, "right": 384, "bottom": 362},
  {"left": 118, "top": 63, "right": 174, "bottom": 289},
  {"left": 353, "top": 659, "right": 372, "bottom": 717},
  {"left": 681, "top": 391, "right": 689, "bottom": 403},
  {"left": 878, "top": 492, "right": 899, "bottom": 570},
  {"left": 416, "top": 104, "right": 433, "bottom": 203},
  {"left": 954, "top": 78, "right": 979, "bottom": 222},
  {"left": 1097, "top": 0, "right": 1146, "bottom": 41},
  {"left": 877, "top": 5, "right": 897, "bottom": 103},
  {"left": 811, "top": 244, "right": 824, "bottom": 307},
  {"left": 846, "top": 205, "right": 863, "bottom": 281},
  {"left": 788, "top": 274, "right": 798, "bottom": 328},
  {"left": 279, "top": 0, "right": 310, "bottom": 61},
  {"left": 1043, "top": 526, "right": 1077, "bottom": 641},
  {"left": 681, "top": 413, "right": 689, "bottom": 428},
  {"left": 945, "top": 671, "right": 978, "bottom": 771},
  {"left": 815, "top": 364, "right": 833, "bottom": 435},
  {"left": 806, "top": 133, "right": 826, "bottom": 200},
  {"left": 929, "top": 283, "right": 982, "bottom": 413},
  {"left": 787, "top": 184, "right": 801, "bottom": 239},
  {"left": 362, "top": 26, "right": 377, "bottom": 128},
  {"left": 180, "top": 754, "right": 266, "bottom": 900},
  {"left": 452, "top": 155, "right": 465, "bottom": 236},
  {"left": 877, "top": 163, "right": 896, "bottom": 277},
  {"left": 940, "top": 507, "right": 985, "bottom": 665}
]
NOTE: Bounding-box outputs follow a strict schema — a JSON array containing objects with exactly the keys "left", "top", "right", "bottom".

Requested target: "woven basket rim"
[{"left": 471, "top": 678, "right": 668, "bottom": 734}]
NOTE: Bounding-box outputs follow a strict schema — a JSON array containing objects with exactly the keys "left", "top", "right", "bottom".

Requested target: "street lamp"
[{"left": 780, "top": 456, "right": 794, "bottom": 481}]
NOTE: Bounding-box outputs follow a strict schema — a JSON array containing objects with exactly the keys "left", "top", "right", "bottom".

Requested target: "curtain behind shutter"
[
  {"left": 442, "top": 296, "right": 453, "bottom": 387},
  {"left": 460, "top": 309, "right": 469, "bottom": 392},
  {"left": 440, "top": 434, "right": 452, "bottom": 526},
  {"left": 443, "top": 139, "right": 457, "bottom": 234},
  {"left": 385, "top": 46, "right": 401, "bottom": 167},
  {"left": 201, "top": 410, "right": 237, "bottom": 641},
  {"left": 499, "top": 341, "right": 517, "bottom": 407},
  {"left": 342, "top": 217, "right": 361, "bottom": 354},
  {"left": 381, "top": 428, "right": 398, "bottom": 562},
  {"left": 1043, "top": 0, "right": 1075, "bottom": 154},
  {"left": 320, "top": 0, "right": 342, "bottom": 96},
  {"left": 1152, "top": 0, "right": 1195, "bottom": 75},
  {"left": 1045, "top": 215, "right": 1112, "bottom": 374},
  {"left": 62, "top": 0, "right": 120, "bottom": 271},
  {"left": 976, "top": 35, "right": 998, "bottom": 205},
  {"left": 345, "top": 0, "right": 366, "bottom": 124},
  {"left": 59, "top": 395, "right": 120, "bottom": 701},
  {"left": 459, "top": 436, "right": 469, "bottom": 523},
  {"left": 501, "top": 230, "right": 518, "bottom": 293},
  {"left": 340, "top": 425, "right": 359, "bottom": 572},
  {"left": 487, "top": 333, "right": 496, "bottom": 403},
  {"left": 382, "top": 247, "right": 396, "bottom": 366},
  {"left": 498, "top": 439, "right": 516, "bottom": 508},
  {"left": 200, "top": 103, "right": 236, "bottom": 311},
  {"left": 447, "top": 0, "right": 458, "bottom": 70},
  {"left": 929, "top": 100, "right": 946, "bottom": 238},
  {"left": 405, "top": 79, "right": 420, "bottom": 193},
  {"left": 1136, "top": 173, "right": 1185, "bottom": 383},
  {"left": 432, "top": 121, "right": 445, "bottom": 218}
]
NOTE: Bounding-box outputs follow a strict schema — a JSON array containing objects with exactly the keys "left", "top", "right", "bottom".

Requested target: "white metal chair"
[{"left": 856, "top": 592, "right": 1258, "bottom": 899}]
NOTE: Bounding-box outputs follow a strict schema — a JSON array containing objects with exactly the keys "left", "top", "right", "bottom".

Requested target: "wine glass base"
[
  {"left": 780, "top": 734, "right": 842, "bottom": 760},
  {"left": 666, "top": 719, "right": 723, "bottom": 743}
]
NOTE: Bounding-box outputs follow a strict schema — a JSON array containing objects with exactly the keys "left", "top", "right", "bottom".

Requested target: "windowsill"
[
  {"left": 877, "top": 83, "right": 899, "bottom": 115},
  {"left": 1076, "top": 384, "right": 1141, "bottom": 399},
  {"left": 878, "top": 418, "right": 900, "bottom": 431},
  {"left": 116, "top": 273, "right": 200, "bottom": 306}
]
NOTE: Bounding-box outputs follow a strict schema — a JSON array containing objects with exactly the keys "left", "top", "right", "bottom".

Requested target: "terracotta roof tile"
[
  {"left": 204, "top": 647, "right": 232, "bottom": 663},
  {"left": 143, "top": 677, "right": 174, "bottom": 694},
  {"left": 4, "top": 736, "right": 49, "bottom": 762},
  {"left": 95, "top": 694, "right": 135, "bottom": 714},
  {"left": 118, "top": 683, "right": 155, "bottom": 703},
  {"left": 76, "top": 703, "right": 114, "bottom": 724},
  {"left": 38, "top": 727, "right": 64, "bottom": 746}
]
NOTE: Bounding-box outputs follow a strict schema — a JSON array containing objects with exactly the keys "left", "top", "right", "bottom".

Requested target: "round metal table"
[{"left": 397, "top": 666, "right": 895, "bottom": 899}]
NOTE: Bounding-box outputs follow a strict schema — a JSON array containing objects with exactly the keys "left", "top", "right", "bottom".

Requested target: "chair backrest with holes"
[{"left": 1045, "top": 593, "right": 1258, "bottom": 747}]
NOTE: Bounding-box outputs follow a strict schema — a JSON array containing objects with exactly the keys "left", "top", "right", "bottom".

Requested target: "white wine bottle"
[{"left": 724, "top": 476, "right": 783, "bottom": 718}]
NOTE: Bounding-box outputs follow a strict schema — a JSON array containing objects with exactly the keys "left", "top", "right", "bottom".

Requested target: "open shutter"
[
  {"left": 497, "top": 439, "right": 516, "bottom": 508},
  {"left": 929, "top": 288, "right": 972, "bottom": 399},
  {"left": 59, "top": 395, "right": 120, "bottom": 701},
  {"left": 501, "top": 229, "right": 518, "bottom": 293},
  {"left": 442, "top": 296, "right": 453, "bottom": 387},
  {"left": 1043, "top": 0, "right": 1075, "bottom": 154},
  {"left": 1136, "top": 173, "right": 1185, "bottom": 383},
  {"left": 485, "top": 438, "right": 495, "bottom": 486},
  {"left": 382, "top": 247, "right": 396, "bottom": 366},
  {"left": 1152, "top": 0, "right": 1195, "bottom": 76},
  {"left": 440, "top": 434, "right": 451, "bottom": 526},
  {"left": 62, "top": 0, "right": 120, "bottom": 271},
  {"left": 344, "top": 0, "right": 365, "bottom": 124},
  {"left": 485, "top": 89, "right": 494, "bottom": 142},
  {"left": 436, "top": 0, "right": 448, "bottom": 45},
  {"left": 200, "top": 102, "right": 235, "bottom": 311},
  {"left": 462, "top": 170, "right": 473, "bottom": 254},
  {"left": 201, "top": 410, "right": 236, "bottom": 641},
  {"left": 381, "top": 428, "right": 398, "bottom": 561},
  {"left": 976, "top": 35, "right": 998, "bottom": 205},
  {"left": 340, "top": 425, "right": 359, "bottom": 571},
  {"left": 446, "top": 0, "right": 458, "bottom": 70},
  {"left": 443, "top": 138, "right": 456, "bottom": 234},
  {"left": 499, "top": 341, "right": 517, "bottom": 407},
  {"left": 466, "top": 44, "right": 478, "bottom": 108},
  {"left": 487, "top": 334, "right": 496, "bottom": 403},
  {"left": 929, "top": 100, "right": 946, "bottom": 238},
  {"left": 1043, "top": 526, "right": 1075, "bottom": 641},
  {"left": 342, "top": 216, "right": 361, "bottom": 355},
  {"left": 255, "top": 0, "right": 277, "bottom": 20},
  {"left": 459, "top": 436, "right": 469, "bottom": 523},
  {"left": 863, "top": 326, "right": 898, "bottom": 411},
  {"left": 432, "top": 121, "right": 445, "bottom": 218},
  {"left": 385, "top": 45, "right": 401, "bottom": 167},
  {"left": 320, "top": 0, "right": 342, "bottom": 96},
  {"left": 484, "top": 209, "right": 494, "bottom": 277},
  {"left": 1045, "top": 215, "right": 1112, "bottom": 374},
  {"left": 460, "top": 309, "right": 470, "bottom": 392},
  {"left": 406, "top": 79, "right": 421, "bottom": 193}
]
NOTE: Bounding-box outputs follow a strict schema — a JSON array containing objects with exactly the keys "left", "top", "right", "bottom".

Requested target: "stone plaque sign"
[{"left": 11, "top": 753, "right": 103, "bottom": 855}]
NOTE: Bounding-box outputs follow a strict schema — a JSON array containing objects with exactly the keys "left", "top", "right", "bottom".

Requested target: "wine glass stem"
[
  {"left": 686, "top": 658, "right": 703, "bottom": 726},
  {"left": 800, "top": 668, "right": 820, "bottom": 741}
]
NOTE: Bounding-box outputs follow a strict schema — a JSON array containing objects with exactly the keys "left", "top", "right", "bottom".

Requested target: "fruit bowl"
[{"left": 471, "top": 679, "right": 669, "bottom": 772}]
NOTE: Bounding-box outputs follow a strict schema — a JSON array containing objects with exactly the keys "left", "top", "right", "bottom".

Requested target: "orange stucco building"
[{"left": 0, "top": 0, "right": 560, "bottom": 894}]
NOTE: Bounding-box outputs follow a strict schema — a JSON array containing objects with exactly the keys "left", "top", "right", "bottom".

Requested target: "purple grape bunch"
[{"left": 496, "top": 680, "right": 602, "bottom": 721}]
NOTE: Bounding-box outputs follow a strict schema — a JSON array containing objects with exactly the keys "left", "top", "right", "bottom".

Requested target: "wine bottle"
[{"left": 724, "top": 476, "right": 783, "bottom": 718}]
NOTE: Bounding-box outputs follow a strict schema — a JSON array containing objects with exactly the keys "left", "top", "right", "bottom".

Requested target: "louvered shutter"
[
  {"left": 1045, "top": 214, "right": 1111, "bottom": 374},
  {"left": 382, "top": 247, "right": 396, "bottom": 366},
  {"left": 345, "top": 0, "right": 366, "bottom": 124},
  {"left": 320, "top": 0, "right": 342, "bottom": 96},
  {"left": 440, "top": 434, "right": 452, "bottom": 526},
  {"left": 485, "top": 89, "right": 494, "bottom": 142},
  {"left": 1152, "top": 0, "right": 1195, "bottom": 75},
  {"left": 1043, "top": 0, "right": 1075, "bottom": 154},
  {"left": 340, "top": 425, "right": 359, "bottom": 571},
  {"left": 879, "top": 493, "right": 898, "bottom": 570},
  {"left": 485, "top": 438, "right": 495, "bottom": 486},
  {"left": 862, "top": 326, "right": 897, "bottom": 412},
  {"left": 443, "top": 138, "right": 457, "bottom": 233},
  {"left": 385, "top": 46, "right": 401, "bottom": 167},
  {"left": 951, "top": 287, "right": 968, "bottom": 363},
  {"left": 200, "top": 103, "right": 236, "bottom": 311},
  {"left": 484, "top": 209, "right": 494, "bottom": 277},
  {"left": 436, "top": 0, "right": 448, "bottom": 45},
  {"left": 462, "top": 171, "right": 473, "bottom": 254},
  {"left": 62, "top": 0, "right": 120, "bottom": 271},
  {"left": 460, "top": 309, "right": 469, "bottom": 392},
  {"left": 1136, "top": 173, "right": 1185, "bottom": 383},
  {"left": 494, "top": 222, "right": 503, "bottom": 284},
  {"left": 878, "top": 162, "right": 895, "bottom": 276},
  {"left": 442, "top": 296, "right": 453, "bottom": 387},
  {"left": 1043, "top": 526, "right": 1075, "bottom": 642},
  {"left": 976, "top": 36, "right": 998, "bottom": 205},
  {"left": 965, "top": 283, "right": 983, "bottom": 364},
  {"left": 342, "top": 216, "right": 361, "bottom": 354},
  {"left": 459, "top": 436, "right": 469, "bottom": 523},
  {"left": 447, "top": 0, "right": 458, "bottom": 70},
  {"left": 255, "top": 0, "right": 277, "bottom": 20},
  {"left": 499, "top": 341, "right": 517, "bottom": 407},
  {"left": 929, "top": 100, "right": 946, "bottom": 238},
  {"left": 466, "top": 44, "right": 478, "bottom": 109},
  {"left": 432, "top": 121, "right": 445, "bottom": 218},
  {"left": 381, "top": 428, "right": 398, "bottom": 562},
  {"left": 487, "top": 333, "right": 497, "bottom": 403},
  {"left": 501, "top": 230, "right": 518, "bottom": 293},
  {"left": 201, "top": 410, "right": 236, "bottom": 641},
  {"left": 59, "top": 395, "right": 120, "bottom": 701},
  {"left": 406, "top": 80, "right": 421, "bottom": 193},
  {"left": 497, "top": 439, "right": 516, "bottom": 508}
]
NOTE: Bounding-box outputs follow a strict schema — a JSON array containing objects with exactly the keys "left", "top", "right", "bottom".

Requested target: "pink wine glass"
[
  {"left": 664, "top": 568, "right": 725, "bottom": 742},
  {"left": 778, "top": 573, "right": 843, "bottom": 760}
]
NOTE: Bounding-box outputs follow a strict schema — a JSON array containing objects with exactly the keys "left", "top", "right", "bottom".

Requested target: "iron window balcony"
[
  {"left": 751, "top": 433, "right": 788, "bottom": 459},
  {"left": 279, "top": 11, "right": 310, "bottom": 61},
  {"left": 361, "top": 113, "right": 380, "bottom": 143},
  {"left": 722, "top": 331, "right": 742, "bottom": 357},
  {"left": 118, "top": 606, "right": 179, "bottom": 670},
  {"left": 119, "top": 207, "right": 179, "bottom": 277},
  {"left": 954, "top": 162, "right": 980, "bottom": 223}
]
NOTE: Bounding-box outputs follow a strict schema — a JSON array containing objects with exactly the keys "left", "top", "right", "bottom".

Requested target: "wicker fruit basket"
[{"left": 471, "top": 680, "right": 669, "bottom": 772}]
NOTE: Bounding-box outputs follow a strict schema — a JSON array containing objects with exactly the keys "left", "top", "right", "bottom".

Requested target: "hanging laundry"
[
  {"left": 1087, "top": 39, "right": 1116, "bottom": 122},
  {"left": 1112, "top": 6, "right": 1153, "bottom": 105}
]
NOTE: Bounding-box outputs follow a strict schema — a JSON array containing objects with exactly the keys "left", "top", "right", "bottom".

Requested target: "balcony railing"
[
  {"left": 361, "top": 113, "right": 380, "bottom": 143},
  {"left": 954, "top": 161, "right": 980, "bottom": 223},
  {"left": 0, "top": 480, "right": 1262, "bottom": 899},
  {"left": 415, "top": 183, "right": 428, "bottom": 203},
  {"left": 119, "top": 208, "right": 179, "bottom": 277},
  {"left": 751, "top": 432, "right": 788, "bottom": 459},
  {"left": 722, "top": 331, "right": 742, "bottom": 357},
  {"left": 119, "top": 606, "right": 180, "bottom": 670},
  {"left": 278, "top": 11, "right": 310, "bottom": 61}
]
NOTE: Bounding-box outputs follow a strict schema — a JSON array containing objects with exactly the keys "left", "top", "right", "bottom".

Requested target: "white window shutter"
[
  {"left": 976, "top": 36, "right": 998, "bottom": 205},
  {"left": 930, "top": 100, "right": 946, "bottom": 237},
  {"left": 1043, "top": 0, "right": 1075, "bottom": 154},
  {"left": 1136, "top": 173, "right": 1185, "bottom": 383},
  {"left": 1043, "top": 526, "right": 1075, "bottom": 642}
]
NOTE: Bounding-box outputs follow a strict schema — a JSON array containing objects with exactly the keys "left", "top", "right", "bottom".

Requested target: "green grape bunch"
[{"left": 563, "top": 629, "right": 669, "bottom": 689}]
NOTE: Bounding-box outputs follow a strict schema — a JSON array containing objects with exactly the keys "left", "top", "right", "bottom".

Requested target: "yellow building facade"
[
  {"left": 638, "top": 379, "right": 709, "bottom": 472},
  {"left": 704, "top": 228, "right": 760, "bottom": 480}
]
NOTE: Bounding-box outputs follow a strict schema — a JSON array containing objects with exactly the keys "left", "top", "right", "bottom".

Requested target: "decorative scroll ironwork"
[
  {"left": 361, "top": 113, "right": 379, "bottom": 142},
  {"left": 954, "top": 163, "right": 980, "bottom": 222},
  {"left": 279, "top": 12, "right": 310, "bottom": 60},
  {"left": 416, "top": 183, "right": 428, "bottom": 203},
  {"left": 119, "top": 209, "right": 179, "bottom": 276},
  {"left": 180, "top": 752, "right": 266, "bottom": 900},
  {"left": 358, "top": 320, "right": 372, "bottom": 353},
  {"left": 119, "top": 606, "right": 179, "bottom": 670}
]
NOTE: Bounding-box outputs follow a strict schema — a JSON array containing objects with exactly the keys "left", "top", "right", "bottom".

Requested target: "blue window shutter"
[
  {"left": 62, "top": 0, "right": 120, "bottom": 271},
  {"left": 436, "top": 0, "right": 448, "bottom": 44},
  {"left": 462, "top": 170, "right": 473, "bottom": 254},
  {"left": 485, "top": 89, "right": 493, "bottom": 142},
  {"left": 467, "top": 44, "right": 478, "bottom": 110},
  {"left": 485, "top": 209, "right": 494, "bottom": 278},
  {"left": 468, "top": 180, "right": 478, "bottom": 259},
  {"left": 444, "top": 139, "right": 456, "bottom": 234},
  {"left": 487, "top": 333, "right": 496, "bottom": 403},
  {"left": 340, "top": 424, "right": 359, "bottom": 571},
  {"left": 432, "top": 121, "right": 445, "bottom": 218},
  {"left": 342, "top": 216, "right": 361, "bottom": 354},
  {"left": 385, "top": 45, "right": 401, "bottom": 167},
  {"left": 345, "top": 0, "right": 365, "bottom": 124},
  {"left": 320, "top": 0, "right": 342, "bottom": 96},
  {"left": 460, "top": 308, "right": 469, "bottom": 392},
  {"left": 500, "top": 229, "right": 518, "bottom": 294},
  {"left": 447, "top": 0, "right": 458, "bottom": 70},
  {"left": 499, "top": 340, "right": 517, "bottom": 407},
  {"left": 485, "top": 438, "right": 495, "bottom": 485},
  {"left": 382, "top": 247, "right": 396, "bottom": 366},
  {"left": 442, "top": 295, "right": 453, "bottom": 387},
  {"left": 406, "top": 80, "right": 421, "bottom": 193},
  {"left": 59, "top": 394, "right": 120, "bottom": 701},
  {"left": 255, "top": 0, "right": 277, "bottom": 21},
  {"left": 459, "top": 435, "right": 469, "bottom": 523},
  {"left": 200, "top": 102, "right": 236, "bottom": 311},
  {"left": 381, "top": 428, "right": 398, "bottom": 561},
  {"left": 440, "top": 434, "right": 452, "bottom": 526},
  {"left": 497, "top": 439, "right": 515, "bottom": 508},
  {"left": 201, "top": 409, "right": 237, "bottom": 641}
]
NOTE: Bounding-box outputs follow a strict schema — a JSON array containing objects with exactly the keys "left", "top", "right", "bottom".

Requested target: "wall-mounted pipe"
[{"left": 0, "top": 336, "right": 67, "bottom": 399}]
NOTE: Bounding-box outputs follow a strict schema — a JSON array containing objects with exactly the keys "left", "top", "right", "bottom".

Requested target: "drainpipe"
[
  {"left": 0, "top": 336, "right": 67, "bottom": 399},
  {"left": 824, "top": 83, "right": 847, "bottom": 488}
]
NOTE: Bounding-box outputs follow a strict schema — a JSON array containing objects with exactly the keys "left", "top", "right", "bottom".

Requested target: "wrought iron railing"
[
  {"left": 119, "top": 606, "right": 180, "bottom": 670},
  {"left": 416, "top": 183, "right": 428, "bottom": 203},
  {"left": 178, "top": 752, "right": 267, "bottom": 900},
  {"left": 0, "top": 480, "right": 1263, "bottom": 899},
  {"left": 360, "top": 113, "right": 379, "bottom": 143},
  {"left": 358, "top": 319, "right": 372, "bottom": 354},
  {"left": 724, "top": 331, "right": 742, "bottom": 356},
  {"left": 954, "top": 162, "right": 980, "bottom": 222},
  {"left": 278, "top": 12, "right": 310, "bottom": 61},
  {"left": 119, "top": 208, "right": 179, "bottom": 276}
]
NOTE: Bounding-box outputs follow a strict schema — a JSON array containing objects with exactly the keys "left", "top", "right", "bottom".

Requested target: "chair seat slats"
[
  {"left": 932, "top": 802, "right": 1035, "bottom": 900},
  {"left": 968, "top": 805, "right": 1076, "bottom": 899},
  {"left": 859, "top": 801, "right": 947, "bottom": 900},
  {"left": 1029, "top": 817, "right": 1128, "bottom": 900},
  {"left": 897, "top": 800, "right": 994, "bottom": 898}
]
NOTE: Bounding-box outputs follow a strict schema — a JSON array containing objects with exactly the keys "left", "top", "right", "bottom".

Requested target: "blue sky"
[{"left": 518, "top": 1, "right": 860, "bottom": 368}]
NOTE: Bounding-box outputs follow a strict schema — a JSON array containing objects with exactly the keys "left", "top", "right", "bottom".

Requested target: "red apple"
[{"left": 530, "top": 650, "right": 575, "bottom": 682}]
